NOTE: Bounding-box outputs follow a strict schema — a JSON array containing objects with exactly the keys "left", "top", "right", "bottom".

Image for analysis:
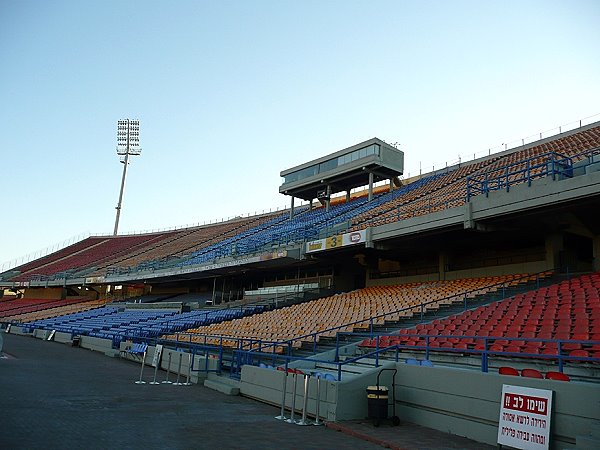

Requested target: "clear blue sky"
[{"left": 1, "top": 0, "right": 599, "bottom": 268}]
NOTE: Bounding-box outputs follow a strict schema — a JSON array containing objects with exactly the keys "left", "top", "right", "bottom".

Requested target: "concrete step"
[{"left": 204, "top": 378, "right": 240, "bottom": 396}]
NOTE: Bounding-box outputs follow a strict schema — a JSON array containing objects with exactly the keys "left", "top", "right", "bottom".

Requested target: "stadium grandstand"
[{"left": 2, "top": 120, "right": 600, "bottom": 448}]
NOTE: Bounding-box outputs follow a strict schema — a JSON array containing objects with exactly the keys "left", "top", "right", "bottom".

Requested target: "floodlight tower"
[{"left": 113, "top": 119, "right": 141, "bottom": 236}]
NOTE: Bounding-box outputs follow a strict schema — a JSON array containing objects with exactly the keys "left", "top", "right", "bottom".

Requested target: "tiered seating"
[
  {"left": 11, "top": 234, "right": 168, "bottom": 281},
  {"left": 90, "top": 213, "right": 281, "bottom": 276},
  {"left": 178, "top": 175, "right": 444, "bottom": 268},
  {"left": 22, "top": 304, "right": 266, "bottom": 346},
  {"left": 165, "top": 274, "right": 534, "bottom": 350},
  {"left": 352, "top": 125, "right": 600, "bottom": 230},
  {"left": 360, "top": 273, "right": 600, "bottom": 360},
  {"left": 22, "top": 307, "right": 176, "bottom": 339},
  {"left": 4, "top": 126, "right": 599, "bottom": 284},
  {"left": 3, "top": 298, "right": 110, "bottom": 322},
  {"left": 0, "top": 297, "right": 91, "bottom": 319},
  {"left": 351, "top": 160, "right": 494, "bottom": 230},
  {"left": 6, "top": 237, "right": 108, "bottom": 277}
]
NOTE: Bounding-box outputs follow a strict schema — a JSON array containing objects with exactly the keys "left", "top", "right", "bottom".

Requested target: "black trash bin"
[
  {"left": 366, "top": 368, "right": 400, "bottom": 427},
  {"left": 367, "top": 385, "right": 389, "bottom": 426}
]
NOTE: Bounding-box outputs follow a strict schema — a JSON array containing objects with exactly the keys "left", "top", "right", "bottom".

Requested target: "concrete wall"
[
  {"left": 54, "top": 331, "right": 74, "bottom": 344},
  {"left": 80, "top": 335, "right": 118, "bottom": 355},
  {"left": 117, "top": 343, "right": 217, "bottom": 384},
  {"left": 367, "top": 261, "right": 549, "bottom": 286},
  {"left": 239, "top": 362, "right": 600, "bottom": 449},
  {"left": 240, "top": 361, "right": 398, "bottom": 422},
  {"left": 23, "top": 287, "right": 64, "bottom": 300},
  {"left": 7, "top": 325, "right": 30, "bottom": 336},
  {"left": 394, "top": 364, "right": 600, "bottom": 449}
]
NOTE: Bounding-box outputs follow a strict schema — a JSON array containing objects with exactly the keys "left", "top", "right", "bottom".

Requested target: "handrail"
[
  {"left": 402, "top": 113, "right": 600, "bottom": 180},
  {"left": 347, "top": 333, "right": 600, "bottom": 375},
  {"left": 232, "top": 334, "right": 600, "bottom": 381},
  {"left": 170, "top": 331, "right": 286, "bottom": 353},
  {"left": 466, "top": 151, "right": 575, "bottom": 201}
]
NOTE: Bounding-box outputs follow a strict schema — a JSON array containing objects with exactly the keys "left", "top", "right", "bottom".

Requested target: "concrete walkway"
[{"left": 0, "top": 333, "right": 493, "bottom": 449}]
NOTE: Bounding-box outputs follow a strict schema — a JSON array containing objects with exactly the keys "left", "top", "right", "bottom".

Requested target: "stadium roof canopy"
[{"left": 279, "top": 138, "right": 404, "bottom": 201}]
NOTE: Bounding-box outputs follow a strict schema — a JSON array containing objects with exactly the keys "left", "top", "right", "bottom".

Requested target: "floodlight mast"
[{"left": 113, "top": 119, "right": 141, "bottom": 236}]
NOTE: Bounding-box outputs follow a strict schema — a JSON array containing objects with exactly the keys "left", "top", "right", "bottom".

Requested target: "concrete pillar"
[
  {"left": 368, "top": 172, "right": 374, "bottom": 201},
  {"left": 438, "top": 251, "right": 448, "bottom": 281},
  {"left": 593, "top": 235, "right": 600, "bottom": 272},
  {"left": 326, "top": 185, "right": 332, "bottom": 212},
  {"left": 309, "top": 199, "right": 313, "bottom": 210},
  {"left": 389, "top": 178, "right": 394, "bottom": 192},
  {"left": 346, "top": 190, "right": 351, "bottom": 203},
  {"left": 545, "top": 233, "right": 564, "bottom": 272},
  {"left": 289, "top": 196, "right": 295, "bottom": 219}
]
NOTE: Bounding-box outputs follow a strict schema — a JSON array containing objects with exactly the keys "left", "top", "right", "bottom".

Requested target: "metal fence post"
[
  {"left": 296, "top": 374, "right": 311, "bottom": 425},
  {"left": 150, "top": 359, "right": 160, "bottom": 385},
  {"left": 558, "top": 342, "right": 564, "bottom": 373},
  {"left": 162, "top": 352, "right": 172, "bottom": 384},
  {"left": 135, "top": 349, "right": 147, "bottom": 384},
  {"left": 275, "top": 370, "right": 288, "bottom": 421},
  {"left": 286, "top": 372, "right": 299, "bottom": 424},
  {"left": 313, "top": 375, "right": 323, "bottom": 426},
  {"left": 184, "top": 352, "right": 193, "bottom": 386},
  {"left": 482, "top": 338, "right": 489, "bottom": 373},
  {"left": 173, "top": 352, "right": 183, "bottom": 386}
]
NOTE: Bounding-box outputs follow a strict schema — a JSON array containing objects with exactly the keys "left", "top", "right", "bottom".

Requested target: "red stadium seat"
[
  {"left": 499, "top": 366, "right": 519, "bottom": 376},
  {"left": 545, "top": 371, "right": 570, "bottom": 382},
  {"left": 521, "top": 368, "right": 543, "bottom": 379},
  {"left": 522, "top": 345, "right": 541, "bottom": 355},
  {"left": 569, "top": 349, "right": 589, "bottom": 358},
  {"left": 505, "top": 345, "right": 522, "bottom": 353}
]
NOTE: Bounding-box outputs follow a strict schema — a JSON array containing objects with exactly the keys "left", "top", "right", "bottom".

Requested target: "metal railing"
[
  {"left": 156, "top": 272, "right": 550, "bottom": 366},
  {"left": 402, "top": 112, "right": 600, "bottom": 179},
  {"left": 243, "top": 272, "right": 550, "bottom": 358},
  {"left": 466, "top": 151, "right": 574, "bottom": 201},
  {"left": 231, "top": 334, "right": 600, "bottom": 381}
]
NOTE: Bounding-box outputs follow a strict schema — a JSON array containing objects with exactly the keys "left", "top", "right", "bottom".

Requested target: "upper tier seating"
[
  {"left": 0, "top": 297, "right": 94, "bottom": 319},
  {"left": 178, "top": 174, "right": 444, "bottom": 268},
  {"left": 11, "top": 234, "right": 171, "bottom": 281},
  {"left": 352, "top": 126, "right": 600, "bottom": 230},
  {"left": 3, "top": 298, "right": 109, "bottom": 322},
  {"left": 8, "top": 237, "right": 108, "bottom": 276},
  {"left": 89, "top": 213, "right": 280, "bottom": 276},
  {"left": 4, "top": 125, "right": 599, "bottom": 283}
]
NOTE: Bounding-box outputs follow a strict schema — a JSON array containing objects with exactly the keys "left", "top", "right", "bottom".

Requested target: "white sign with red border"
[{"left": 498, "top": 384, "right": 552, "bottom": 450}]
